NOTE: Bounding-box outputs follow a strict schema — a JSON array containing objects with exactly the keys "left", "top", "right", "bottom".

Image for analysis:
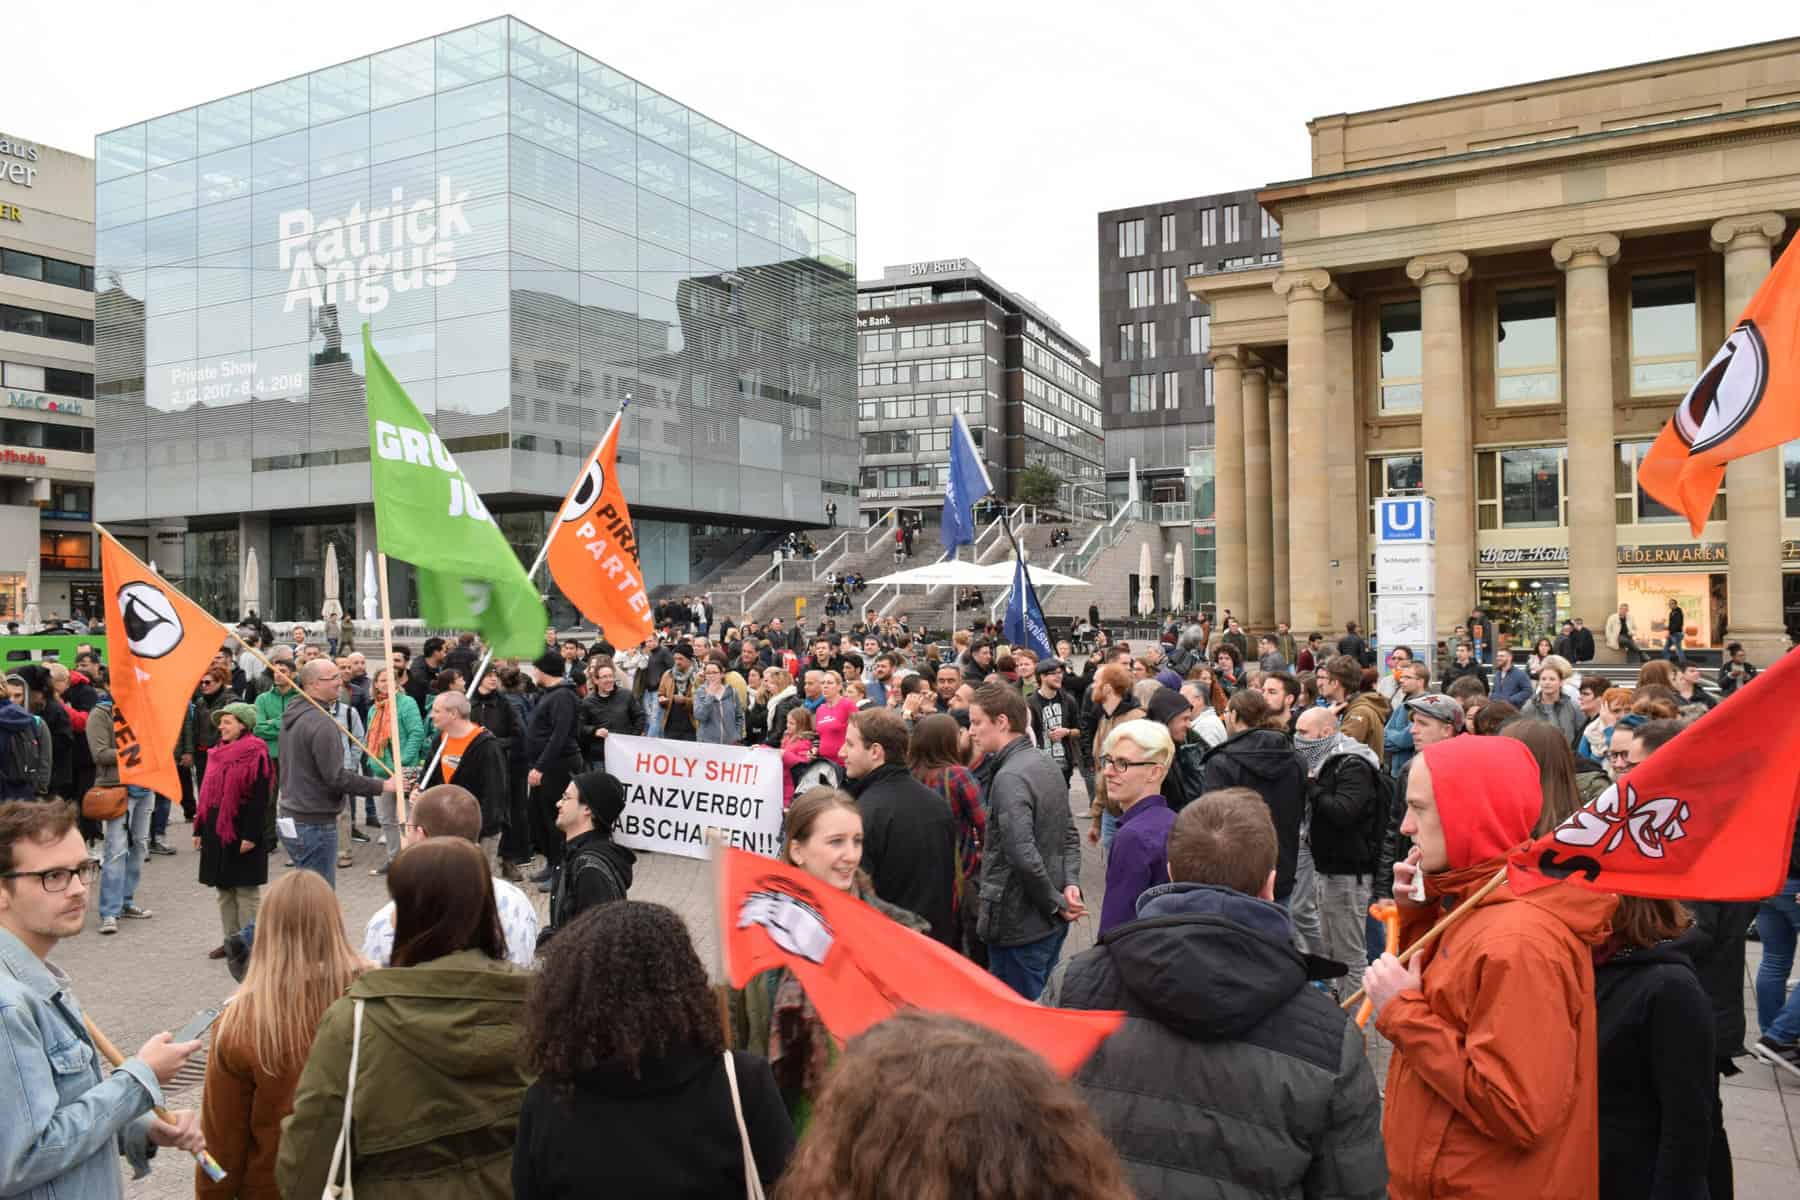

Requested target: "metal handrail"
[
  {"left": 722, "top": 557, "right": 783, "bottom": 617},
  {"left": 808, "top": 530, "right": 851, "bottom": 580}
]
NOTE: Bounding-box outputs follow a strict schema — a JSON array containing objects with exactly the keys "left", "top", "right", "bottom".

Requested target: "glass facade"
[{"left": 94, "top": 17, "right": 857, "bottom": 545}]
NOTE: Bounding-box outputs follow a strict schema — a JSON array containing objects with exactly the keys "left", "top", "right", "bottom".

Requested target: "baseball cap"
[{"left": 1404, "top": 692, "right": 1466, "bottom": 733}]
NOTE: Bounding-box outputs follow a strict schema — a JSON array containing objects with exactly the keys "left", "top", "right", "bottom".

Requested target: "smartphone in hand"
[{"left": 172, "top": 1008, "right": 222, "bottom": 1045}]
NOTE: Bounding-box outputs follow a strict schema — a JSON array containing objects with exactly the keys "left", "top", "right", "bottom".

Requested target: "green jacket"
[
  {"left": 365, "top": 694, "right": 426, "bottom": 774},
  {"left": 253, "top": 685, "right": 301, "bottom": 759},
  {"left": 277, "top": 950, "right": 531, "bottom": 1200}
]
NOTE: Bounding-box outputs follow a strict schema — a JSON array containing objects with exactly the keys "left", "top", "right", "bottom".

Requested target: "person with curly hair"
[
  {"left": 774, "top": 1011, "right": 1134, "bottom": 1200},
  {"left": 514, "top": 902, "right": 792, "bottom": 1199}
]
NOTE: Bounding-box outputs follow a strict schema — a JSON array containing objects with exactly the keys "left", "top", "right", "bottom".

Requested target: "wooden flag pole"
[
  {"left": 219, "top": 626, "right": 392, "bottom": 776},
  {"left": 1337, "top": 866, "right": 1509, "bottom": 1014},
  {"left": 375, "top": 553, "right": 409, "bottom": 823}
]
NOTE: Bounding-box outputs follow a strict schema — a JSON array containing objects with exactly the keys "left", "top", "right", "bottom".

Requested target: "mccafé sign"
[{"left": 6, "top": 389, "right": 82, "bottom": 416}]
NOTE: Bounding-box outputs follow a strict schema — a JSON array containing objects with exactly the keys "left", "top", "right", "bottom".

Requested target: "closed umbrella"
[
  {"left": 322, "top": 542, "right": 341, "bottom": 619},
  {"left": 242, "top": 548, "right": 260, "bottom": 617},
  {"left": 1171, "top": 541, "right": 1186, "bottom": 614},
  {"left": 1137, "top": 542, "right": 1155, "bottom": 617},
  {"left": 362, "top": 551, "right": 380, "bottom": 622}
]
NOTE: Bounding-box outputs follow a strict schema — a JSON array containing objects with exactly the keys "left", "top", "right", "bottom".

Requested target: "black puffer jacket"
[
  {"left": 1044, "top": 883, "right": 1385, "bottom": 1200},
  {"left": 1308, "top": 741, "right": 1385, "bottom": 877},
  {"left": 1198, "top": 729, "right": 1306, "bottom": 899},
  {"left": 846, "top": 763, "right": 957, "bottom": 947}
]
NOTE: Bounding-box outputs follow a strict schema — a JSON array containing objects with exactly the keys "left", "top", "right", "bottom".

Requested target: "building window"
[
  {"left": 1617, "top": 439, "right": 1724, "bottom": 525},
  {"left": 1117, "top": 218, "right": 1145, "bottom": 258},
  {"left": 1139, "top": 321, "right": 1156, "bottom": 359},
  {"left": 46, "top": 485, "right": 91, "bottom": 520},
  {"left": 1161, "top": 266, "right": 1180, "bottom": 305},
  {"left": 39, "top": 532, "right": 92, "bottom": 571},
  {"left": 1117, "top": 324, "right": 1136, "bottom": 361},
  {"left": 1367, "top": 454, "right": 1424, "bottom": 533},
  {"left": 1162, "top": 371, "right": 1180, "bottom": 409},
  {"left": 1126, "top": 269, "right": 1154, "bottom": 309},
  {"left": 1785, "top": 443, "right": 1800, "bottom": 518},
  {"left": 1220, "top": 255, "right": 1255, "bottom": 270},
  {"left": 1159, "top": 213, "right": 1176, "bottom": 252},
  {"left": 1188, "top": 314, "right": 1210, "bottom": 355},
  {"left": 1199, "top": 209, "right": 1217, "bottom": 247},
  {"left": 1498, "top": 447, "right": 1564, "bottom": 528},
  {"left": 1495, "top": 286, "right": 1560, "bottom": 406},
  {"left": 1202, "top": 367, "right": 1214, "bottom": 406},
  {"left": 1187, "top": 261, "right": 1205, "bottom": 278},
  {"left": 1128, "top": 374, "right": 1155, "bottom": 412},
  {"left": 1, "top": 249, "right": 94, "bottom": 291},
  {"left": 1260, "top": 209, "right": 1280, "bottom": 240},
  {"left": 1, "top": 304, "right": 94, "bottom": 346},
  {"left": 1629, "top": 271, "right": 1700, "bottom": 396},
  {"left": 1223, "top": 204, "right": 1241, "bottom": 242},
  {"left": 1378, "top": 301, "right": 1423, "bottom": 413}
]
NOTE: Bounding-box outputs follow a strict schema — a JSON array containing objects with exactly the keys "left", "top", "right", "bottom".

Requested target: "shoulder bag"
[
  {"left": 81, "top": 785, "right": 128, "bottom": 822},
  {"left": 322, "top": 999, "right": 366, "bottom": 1200},
  {"left": 722, "top": 1051, "right": 767, "bottom": 1200}
]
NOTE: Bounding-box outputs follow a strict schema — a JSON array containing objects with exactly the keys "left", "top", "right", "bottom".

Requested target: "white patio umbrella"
[
  {"left": 362, "top": 550, "right": 381, "bottom": 622},
  {"left": 242, "top": 548, "right": 260, "bottom": 617},
  {"left": 1137, "top": 542, "right": 1155, "bottom": 617},
  {"left": 1171, "top": 540, "right": 1186, "bottom": 614},
  {"left": 322, "top": 542, "right": 341, "bottom": 619},
  {"left": 863, "top": 560, "right": 1090, "bottom": 590}
]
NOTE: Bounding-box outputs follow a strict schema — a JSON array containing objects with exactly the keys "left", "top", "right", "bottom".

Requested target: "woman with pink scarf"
[{"left": 193, "top": 701, "right": 272, "bottom": 959}]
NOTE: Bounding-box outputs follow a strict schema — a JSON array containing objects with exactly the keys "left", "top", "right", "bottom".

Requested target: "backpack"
[
  {"left": 0, "top": 718, "right": 43, "bottom": 798},
  {"left": 790, "top": 756, "right": 843, "bottom": 795}
]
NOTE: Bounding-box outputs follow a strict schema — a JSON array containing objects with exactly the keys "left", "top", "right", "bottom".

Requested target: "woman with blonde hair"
[{"left": 199, "top": 870, "right": 367, "bottom": 1200}]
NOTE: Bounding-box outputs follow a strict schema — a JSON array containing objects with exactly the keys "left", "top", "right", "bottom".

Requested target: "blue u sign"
[{"left": 1377, "top": 497, "right": 1435, "bottom": 545}]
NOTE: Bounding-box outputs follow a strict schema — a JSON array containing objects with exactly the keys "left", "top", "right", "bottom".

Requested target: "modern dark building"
[
  {"left": 1096, "top": 189, "right": 1281, "bottom": 607},
  {"left": 855, "top": 258, "right": 1103, "bottom": 525},
  {"left": 93, "top": 16, "right": 856, "bottom": 621}
]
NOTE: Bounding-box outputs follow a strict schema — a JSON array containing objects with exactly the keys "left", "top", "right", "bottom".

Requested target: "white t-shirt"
[{"left": 362, "top": 876, "right": 539, "bottom": 969}]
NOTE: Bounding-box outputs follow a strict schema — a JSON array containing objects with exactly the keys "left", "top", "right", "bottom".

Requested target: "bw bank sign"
[{"left": 278, "top": 178, "right": 471, "bottom": 316}]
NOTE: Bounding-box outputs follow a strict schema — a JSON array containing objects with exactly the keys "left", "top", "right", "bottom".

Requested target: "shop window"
[
  {"left": 1629, "top": 271, "right": 1699, "bottom": 396},
  {"left": 39, "top": 532, "right": 92, "bottom": 570},
  {"left": 1477, "top": 447, "right": 1566, "bottom": 530},
  {"left": 1617, "top": 439, "right": 1724, "bottom": 525},
  {"left": 1378, "top": 301, "right": 1422, "bottom": 413},
  {"left": 1495, "top": 286, "right": 1559, "bottom": 406},
  {"left": 1785, "top": 443, "right": 1800, "bottom": 519},
  {"left": 1367, "top": 453, "right": 1424, "bottom": 534}
]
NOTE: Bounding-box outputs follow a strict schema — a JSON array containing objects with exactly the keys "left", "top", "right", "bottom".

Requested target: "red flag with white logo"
[
  {"left": 1509, "top": 649, "right": 1800, "bottom": 900},
  {"left": 718, "top": 846, "right": 1122, "bottom": 1075}
]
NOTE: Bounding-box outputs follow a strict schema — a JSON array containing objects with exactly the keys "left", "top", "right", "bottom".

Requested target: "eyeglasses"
[
  {"left": 2, "top": 859, "right": 101, "bottom": 892},
  {"left": 1606, "top": 749, "right": 1633, "bottom": 762},
  {"left": 1100, "top": 754, "right": 1159, "bottom": 772}
]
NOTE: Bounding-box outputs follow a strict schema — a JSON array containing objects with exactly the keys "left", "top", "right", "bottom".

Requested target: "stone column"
[
  {"left": 1243, "top": 365, "right": 1274, "bottom": 629},
  {"left": 1274, "top": 269, "right": 1333, "bottom": 634},
  {"left": 1406, "top": 252, "right": 1474, "bottom": 642},
  {"left": 1324, "top": 294, "right": 1361, "bottom": 632},
  {"left": 1268, "top": 374, "right": 1291, "bottom": 625},
  {"left": 1715, "top": 213, "right": 1789, "bottom": 662},
  {"left": 1211, "top": 348, "right": 1248, "bottom": 625},
  {"left": 1552, "top": 233, "right": 1622, "bottom": 653}
]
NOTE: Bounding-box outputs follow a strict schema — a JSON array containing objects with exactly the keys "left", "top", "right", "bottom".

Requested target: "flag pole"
[
  {"left": 1337, "top": 865, "right": 1508, "bottom": 1014},
  {"left": 375, "top": 552, "right": 410, "bottom": 822},
  {"left": 84, "top": 1015, "right": 227, "bottom": 1182}
]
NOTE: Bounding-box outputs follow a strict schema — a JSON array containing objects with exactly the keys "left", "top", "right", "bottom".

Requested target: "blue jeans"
[
  {"left": 988, "top": 922, "right": 1070, "bottom": 1001},
  {"left": 99, "top": 786, "right": 153, "bottom": 919},
  {"left": 1755, "top": 878, "right": 1800, "bottom": 1044},
  {"left": 1100, "top": 809, "right": 1119, "bottom": 856},
  {"left": 149, "top": 792, "right": 171, "bottom": 840},
  {"left": 645, "top": 694, "right": 664, "bottom": 738},
  {"left": 1666, "top": 630, "right": 1685, "bottom": 661},
  {"left": 280, "top": 820, "right": 338, "bottom": 890}
]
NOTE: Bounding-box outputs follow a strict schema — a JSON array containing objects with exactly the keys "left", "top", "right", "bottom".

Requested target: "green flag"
[{"left": 364, "top": 326, "right": 546, "bottom": 657}]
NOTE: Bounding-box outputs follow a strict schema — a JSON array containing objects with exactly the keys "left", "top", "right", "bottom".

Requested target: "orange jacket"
[{"left": 1377, "top": 859, "right": 1617, "bottom": 1199}]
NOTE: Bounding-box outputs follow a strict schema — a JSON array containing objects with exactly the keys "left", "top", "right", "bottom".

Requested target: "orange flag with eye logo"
[
  {"left": 97, "top": 527, "right": 226, "bottom": 799},
  {"left": 1638, "top": 237, "right": 1800, "bottom": 535},
  {"left": 546, "top": 408, "right": 653, "bottom": 648}
]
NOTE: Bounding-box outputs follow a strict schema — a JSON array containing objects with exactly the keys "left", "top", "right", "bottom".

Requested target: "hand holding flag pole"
[{"left": 82, "top": 1017, "right": 226, "bottom": 1183}]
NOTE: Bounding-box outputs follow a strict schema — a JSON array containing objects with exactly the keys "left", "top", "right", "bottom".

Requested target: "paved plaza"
[{"left": 44, "top": 780, "right": 1800, "bottom": 1198}]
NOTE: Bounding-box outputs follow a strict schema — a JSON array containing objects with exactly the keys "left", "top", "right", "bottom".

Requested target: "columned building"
[{"left": 1193, "top": 37, "right": 1800, "bottom": 661}]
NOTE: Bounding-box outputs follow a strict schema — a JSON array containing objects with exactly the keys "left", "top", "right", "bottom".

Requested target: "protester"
[
  {"left": 1753, "top": 784, "right": 1800, "bottom": 1081},
  {"left": 278, "top": 838, "right": 531, "bottom": 1200},
  {"left": 1027, "top": 659, "right": 1079, "bottom": 785},
  {"left": 1381, "top": 660, "right": 1428, "bottom": 777},
  {"left": 192, "top": 701, "right": 270, "bottom": 959},
  {"left": 907, "top": 712, "right": 985, "bottom": 961},
  {"left": 1322, "top": 654, "right": 1389, "bottom": 766},
  {"left": 516, "top": 902, "right": 792, "bottom": 1198},
  {"left": 87, "top": 691, "right": 156, "bottom": 935},
  {"left": 1094, "top": 719, "right": 1176, "bottom": 934},
  {"left": 657, "top": 644, "right": 700, "bottom": 741},
  {"left": 1197, "top": 690, "right": 1307, "bottom": 909},
  {"left": 1718, "top": 641, "right": 1759, "bottom": 697},
  {"left": 198, "top": 870, "right": 365, "bottom": 1200},
  {"left": 577, "top": 660, "right": 644, "bottom": 768},
  {"left": 1084, "top": 663, "right": 1143, "bottom": 851},
  {"left": 970, "top": 681, "right": 1084, "bottom": 1000},
  {"left": 773, "top": 1011, "right": 1133, "bottom": 1200},
  {"left": 0, "top": 675, "right": 49, "bottom": 801},
  {"left": 362, "top": 786, "right": 538, "bottom": 969},
  {"left": 1366, "top": 735, "right": 1618, "bottom": 1198},
  {"left": 811, "top": 669, "right": 858, "bottom": 769},
  {"left": 761, "top": 668, "right": 800, "bottom": 750},
  {"left": 0, "top": 801, "right": 205, "bottom": 1196},
  {"left": 542, "top": 771, "right": 634, "bottom": 947},
  {"left": 840, "top": 709, "right": 956, "bottom": 946},
  {"left": 363, "top": 666, "right": 423, "bottom": 876},
  {"left": 694, "top": 658, "right": 745, "bottom": 746},
  {"left": 1490, "top": 646, "right": 1533, "bottom": 707},
  {"left": 525, "top": 652, "right": 584, "bottom": 880},
  {"left": 1520, "top": 659, "right": 1584, "bottom": 748},
  {"left": 1673, "top": 660, "right": 1717, "bottom": 713},
  {"left": 1046, "top": 787, "right": 1385, "bottom": 1198},
  {"left": 1294, "top": 705, "right": 1384, "bottom": 1000},
  {"left": 1500, "top": 717, "right": 1587, "bottom": 836}
]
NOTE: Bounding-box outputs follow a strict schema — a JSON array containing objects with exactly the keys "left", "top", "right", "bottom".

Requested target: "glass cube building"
[{"left": 93, "top": 16, "right": 856, "bottom": 620}]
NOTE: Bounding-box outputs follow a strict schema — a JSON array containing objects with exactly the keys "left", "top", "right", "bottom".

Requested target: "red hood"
[
  {"left": 1419, "top": 736, "right": 1542, "bottom": 870},
  {"left": 69, "top": 671, "right": 90, "bottom": 686}
]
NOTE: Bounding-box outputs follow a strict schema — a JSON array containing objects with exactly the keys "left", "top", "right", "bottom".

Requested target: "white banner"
[{"left": 603, "top": 733, "right": 785, "bottom": 860}]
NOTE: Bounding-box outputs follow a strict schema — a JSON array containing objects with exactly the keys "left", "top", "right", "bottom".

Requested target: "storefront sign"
[
  {"left": 908, "top": 258, "right": 971, "bottom": 277},
  {"left": 856, "top": 314, "right": 892, "bottom": 328},
  {"left": 1478, "top": 546, "right": 1569, "bottom": 566},
  {"left": 279, "top": 177, "right": 470, "bottom": 316},
  {"left": 1783, "top": 540, "right": 1800, "bottom": 563},
  {"left": 5, "top": 389, "right": 82, "bottom": 416},
  {"left": 0, "top": 448, "right": 48, "bottom": 467},
  {"left": 0, "top": 135, "right": 39, "bottom": 188},
  {"left": 0, "top": 204, "right": 20, "bottom": 222},
  {"left": 1479, "top": 543, "right": 1727, "bottom": 568}
]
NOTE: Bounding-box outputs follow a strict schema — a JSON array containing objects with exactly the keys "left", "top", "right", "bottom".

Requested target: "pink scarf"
[{"left": 196, "top": 734, "right": 269, "bottom": 846}]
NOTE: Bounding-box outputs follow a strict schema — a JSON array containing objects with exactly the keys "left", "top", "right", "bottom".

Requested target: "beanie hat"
[
  {"left": 1145, "top": 686, "right": 1189, "bottom": 727},
  {"left": 572, "top": 769, "right": 627, "bottom": 834},
  {"left": 673, "top": 642, "right": 695, "bottom": 662},
  {"left": 532, "top": 651, "right": 566, "bottom": 679},
  {"left": 213, "top": 702, "right": 260, "bottom": 731},
  {"left": 1418, "top": 736, "right": 1542, "bottom": 869}
]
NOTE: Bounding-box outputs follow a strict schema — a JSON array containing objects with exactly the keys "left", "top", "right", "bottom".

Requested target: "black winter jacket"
[
  {"left": 1675, "top": 901, "right": 1761, "bottom": 1064},
  {"left": 578, "top": 687, "right": 645, "bottom": 764},
  {"left": 1199, "top": 729, "right": 1306, "bottom": 899},
  {"left": 544, "top": 829, "right": 635, "bottom": 943},
  {"left": 525, "top": 684, "right": 582, "bottom": 774},
  {"left": 469, "top": 689, "right": 521, "bottom": 761},
  {"left": 846, "top": 763, "right": 957, "bottom": 947},
  {"left": 1595, "top": 942, "right": 1715, "bottom": 1200},
  {"left": 422, "top": 727, "right": 509, "bottom": 839},
  {"left": 1044, "top": 883, "right": 1386, "bottom": 1200},
  {"left": 1308, "top": 747, "right": 1385, "bottom": 876}
]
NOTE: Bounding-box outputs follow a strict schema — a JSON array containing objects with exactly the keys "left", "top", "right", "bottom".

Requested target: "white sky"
[{"left": 8, "top": 1, "right": 1796, "bottom": 351}]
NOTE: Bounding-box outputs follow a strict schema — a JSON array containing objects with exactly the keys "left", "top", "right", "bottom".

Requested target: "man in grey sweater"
[{"left": 278, "top": 660, "right": 393, "bottom": 888}]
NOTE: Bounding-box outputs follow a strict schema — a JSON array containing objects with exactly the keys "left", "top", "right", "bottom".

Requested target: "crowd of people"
[{"left": 1, "top": 600, "right": 1798, "bottom": 1200}]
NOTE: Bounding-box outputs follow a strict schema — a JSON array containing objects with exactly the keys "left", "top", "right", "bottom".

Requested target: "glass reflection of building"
[{"left": 95, "top": 17, "right": 855, "bottom": 622}]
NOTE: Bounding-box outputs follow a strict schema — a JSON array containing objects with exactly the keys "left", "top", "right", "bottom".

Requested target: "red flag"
[
  {"left": 1509, "top": 649, "right": 1800, "bottom": 900},
  {"left": 1638, "top": 236, "right": 1800, "bottom": 535},
  {"left": 546, "top": 409, "right": 653, "bottom": 648},
  {"left": 97, "top": 529, "right": 226, "bottom": 799},
  {"left": 718, "top": 846, "right": 1122, "bottom": 1075}
]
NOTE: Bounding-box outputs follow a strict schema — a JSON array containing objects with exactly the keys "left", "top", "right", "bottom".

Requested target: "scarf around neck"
[{"left": 196, "top": 733, "right": 268, "bottom": 845}]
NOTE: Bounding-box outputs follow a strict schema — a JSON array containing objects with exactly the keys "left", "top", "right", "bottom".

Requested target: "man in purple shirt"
[{"left": 1097, "top": 719, "right": 1178, "bottom": 934}]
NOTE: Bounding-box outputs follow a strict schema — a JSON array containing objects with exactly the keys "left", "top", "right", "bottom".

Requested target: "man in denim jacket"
[{"left": 0, "top": 802, "right": 203, "bottom": 1199}]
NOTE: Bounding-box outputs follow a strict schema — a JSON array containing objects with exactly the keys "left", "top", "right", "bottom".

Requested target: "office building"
[
  {"left": 855, "top": 258, "right": 1103, "bottom": 525},
  {"left": 1192, "top": 36, "right": 1800, "bottom": 659},
  {"left": 1096, "top": 190, "right": 1281, "bottom": 610},
  {"left": 95, "top": 16, "right": 856, "bottom": 621},
  {"left": 0, "top": 132, "right": 97, "bottom": 623}
]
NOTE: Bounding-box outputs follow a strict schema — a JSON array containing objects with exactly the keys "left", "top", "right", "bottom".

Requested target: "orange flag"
[
  {"left": 97, "top": 529, "right": 225, "bottom": 799},
  {"left": 546, "top": 410, "right": 652, "bottom": 647},
  {"left": 1638, "top": 237, "right": 1800, "bottom": 534},
  {"left": 718, "top": 846, "right": 1123, "bottom": 1076}
]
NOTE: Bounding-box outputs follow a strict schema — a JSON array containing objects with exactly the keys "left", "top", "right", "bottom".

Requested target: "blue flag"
[
  {"left": 1004, "top": 553, "right": 1055, "bottom": 660},
  {"left": 942, "top": 412, "right": 993, "bottom": 549}
]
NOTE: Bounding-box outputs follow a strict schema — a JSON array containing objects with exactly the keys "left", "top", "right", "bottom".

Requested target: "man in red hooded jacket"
[{"left": 1365, "top": 736, "right": 1618, "bottom": 1199}]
